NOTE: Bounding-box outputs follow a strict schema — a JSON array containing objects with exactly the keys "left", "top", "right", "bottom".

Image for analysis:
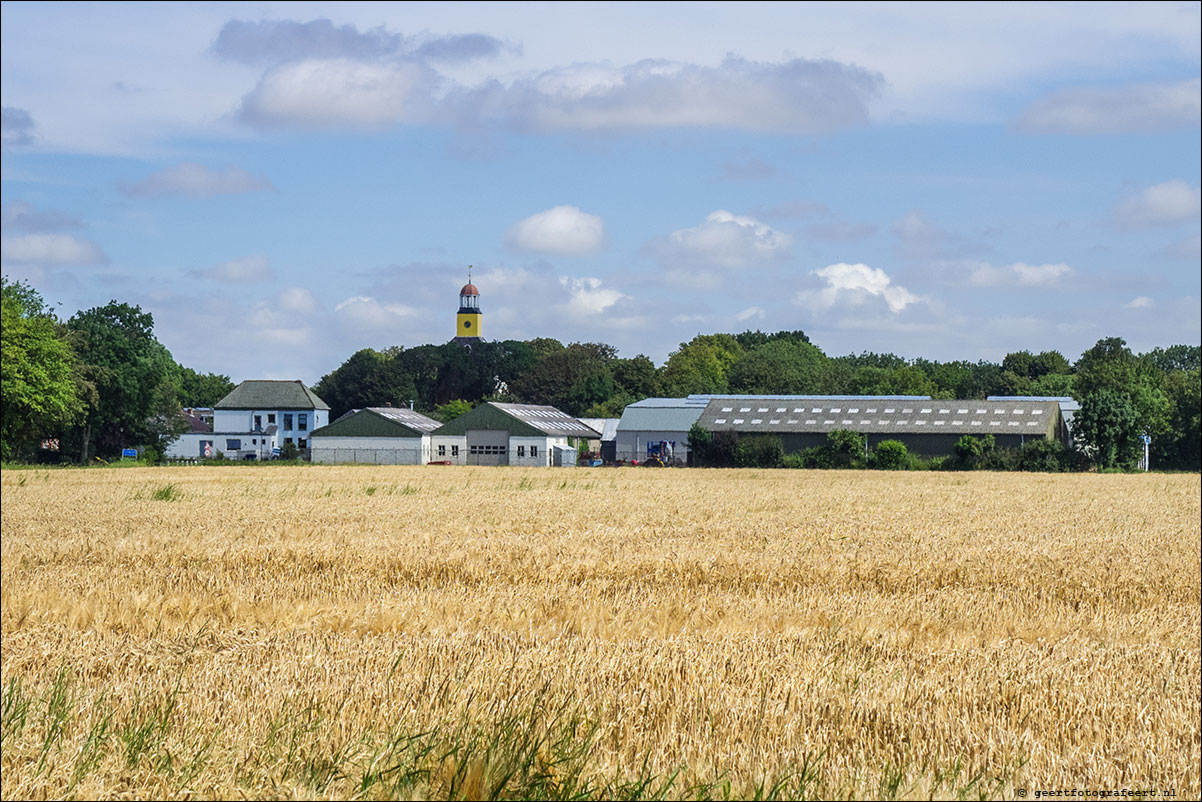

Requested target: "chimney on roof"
[{"left": 408, "top": 399, "right": 415, "bottom": 410}]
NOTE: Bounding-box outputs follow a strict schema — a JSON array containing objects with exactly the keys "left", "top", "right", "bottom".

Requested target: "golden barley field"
[{"left": 1, "top": 466, "right": 1199, "bottom": 800}]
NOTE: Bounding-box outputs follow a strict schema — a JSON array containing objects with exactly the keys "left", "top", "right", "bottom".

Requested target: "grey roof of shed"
[
  {"left": 313, "top": 407, "right": 441, "bottom": 438},
  {"left": 577, "top": 418, "right": 619, "bottom": 440},
  {"left": 215, "top": 380, "right": 330, "bottom": 410},
  {"left": 491, "top": 403, "right": 600, "bottom": 437},
  {"left": 698, "top": 397, "right": 1062, "bottom": 437},
  {"left": 616, "top": 404, "right": 705, "bottom": 433}
]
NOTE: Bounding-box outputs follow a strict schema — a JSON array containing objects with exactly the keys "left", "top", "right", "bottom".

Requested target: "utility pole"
[{"left": 1142, "top": 433, "right": 1151, "bottom": 471}]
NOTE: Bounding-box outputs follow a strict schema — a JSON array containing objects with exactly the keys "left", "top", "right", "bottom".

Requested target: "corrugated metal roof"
[
  {"left": 369, "top": 407, "right": 442, "bottom": 432},
  {"left": 698, "top": 397, "right": 1061, "bottom": 437},
  {"left": 687, "top": 394, "right": 933, "bottom": 400},
  {"left": 215, "top": 380, "right": 330, "bottom": 410},
  {"left": 577, "top": 418, "right": 619, "bottom": 440},
  {"left": 628, "top": 397, "right": 712, "bottom": 408},
  {"left": 616, "top": 405, "right": 705, "bottom": 432},
  {"left": 491, "top": 403, "right": 601, "bottom": 437}
]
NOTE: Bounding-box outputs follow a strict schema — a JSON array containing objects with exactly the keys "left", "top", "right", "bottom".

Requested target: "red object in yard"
[{"left": 427, "top": 460, "right": 453, "bottom": 465}]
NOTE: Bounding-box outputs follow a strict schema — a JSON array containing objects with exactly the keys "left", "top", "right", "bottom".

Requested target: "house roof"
[
  {"left": 697, "top": 397, "right": 1062, "bottom": 438},
  {"left": 182, "top": 412, "right": 211, "bottom": 433},
  {"left": 214, "top": 380, "right": 330, "bottom": 411},
  {"left": 311, "top": 407, "right": 439, "bottom": 438},
  {"left": 432, "top": 402, "right": 599, "bottom": 438}
]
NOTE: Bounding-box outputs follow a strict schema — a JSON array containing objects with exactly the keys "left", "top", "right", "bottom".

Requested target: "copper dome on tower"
[{"left": 459, "top": 283, "right": 479, "bottom": 296}]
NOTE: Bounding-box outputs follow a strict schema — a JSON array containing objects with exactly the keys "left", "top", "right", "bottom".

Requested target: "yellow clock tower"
[{"left": 454, "top": 267, "right": 482, "bottom": 345}]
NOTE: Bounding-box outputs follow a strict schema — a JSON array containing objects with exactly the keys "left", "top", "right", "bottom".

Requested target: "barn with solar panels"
[
  {"left": 429, "top": 402, "right": 600, "bottom": 466},
  {"left": 696, "top": 397, "right": 1068, "bottom": 457},
  {"left": 309, "top": 407, "right": 442, "bottom": 464}
]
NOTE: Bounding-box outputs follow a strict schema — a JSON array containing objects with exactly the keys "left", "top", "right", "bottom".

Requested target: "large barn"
[
  {"left": 309, "top": 407, "right": 442, "bottom": 464},
  {"left": 695, "top": 396, "right": 1068, "bottom": 457},
  {"left": 430, "top": 402, "right": 599, "bottom": 466}
]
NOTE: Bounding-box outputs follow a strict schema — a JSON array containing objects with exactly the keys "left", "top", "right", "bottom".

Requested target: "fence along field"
[{"left": 1, "top": 466, "right": 1198, "bottom": 800}]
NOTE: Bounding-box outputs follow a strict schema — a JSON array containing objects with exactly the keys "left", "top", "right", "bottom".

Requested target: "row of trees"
[
  {"left": 2, "top": 278, "right": 233, "bottom": 462},
  {"left": 4, "top": 274, "right": 1198, "bottom": 470},
  {"left": 313, "top": 331, "right": 1198, "bottom": 470}
]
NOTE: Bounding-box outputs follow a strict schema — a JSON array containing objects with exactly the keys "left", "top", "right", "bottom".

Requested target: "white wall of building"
[
  {"left": 510, "top": 435, "right": 558, "bottom": 466},
  {"left": 213, "top": 408, "right": 328, "bottom": 447},
  {"left": 310, "top": 435, "right": 428, "bottom": 465},
  {"left": 430, "top": 435, "right": 467, "bottom": 464},
  {"left": 614, "top": 430, "right": 690, "bottom": 463}
]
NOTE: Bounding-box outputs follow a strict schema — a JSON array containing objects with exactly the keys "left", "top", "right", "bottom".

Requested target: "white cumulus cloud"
[
  {"left": 506, "top": 205, "right": 605, "bottom": 254},
  {"left": 0, "top": 233, "right": 106, "bottom": 265},
  {"left": 1114, "top": 180, "right": 1201, "bottom": 228},
  {"left": 278, "top": 287, "right": 318, "bottom": 314},
  {"left": 335, "top": 295, "right": 419, "bottom": 330},
  {"left": 123, "top": 163, "right": 272, "bottom": 197},
  {"left": 651, "top": 210, "right": 792, "bottom": 270},
  {"left": 559, "top": 276, "right": 625, "bottom": 316},
  {"left": 1125, "top": 296, "right": 1155, "bottom": 309},
  {"left": 798, "top": 262, "right": 920, "bottom": 314},
  {"left": 238, "top": 58, "right": 436, "bottom": 128}
]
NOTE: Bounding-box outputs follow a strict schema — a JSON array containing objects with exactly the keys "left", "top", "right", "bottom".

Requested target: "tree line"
[
  {"left": 4, "top": 276, "right": 1198, "bottom": 470},
  {"left": 2, "top": 278, "right": 233, "bottom": 462}
]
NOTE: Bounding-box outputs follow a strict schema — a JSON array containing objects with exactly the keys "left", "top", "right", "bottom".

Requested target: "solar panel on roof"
[
  {"left": 920, "top": 408, "right": 932, "bottom": 413},
  {"left": 934, "top": 421, "right": 945, "bottom": 425},
  {"left": 823, "top": 419, "right": 834, "bottom": 425},
  {"left": 752, "top": 418, "right": 762, "bottom": 424},
  {"left": 722, "top": 407, "right": 733, "bottom": 412},
  {"left": 769, "top": 419, "right": 780, "bottom": 424},
  {"left": 734, "top": 418, "right": 745, "bottom": 424},
  {"left": 776, "top": 407, "right": 786, "bottom": 412},
  {"left": 715, "top": 418, "right": 726, "bottom": 424},
  {"left": 971, "top": 421, "right": 981, "bottom": 426},
  {"left": 990, "top": 421, "right": 1001, "bottom": 426},
  {"left": 1033, "top": 409, "right": 1044, "bottom": 415},
  {"left": 842, "top": 419, "right": 852, "bottom": 425},
  {"left": 831, "top": 407, "right": 841, "bottom": 413},
  {"left": 849, "top": 408, "right": 859, "bottom": 413},
  {"left": 805, "top": 419, "right": 817, "bottom": 424},
  {"left": 885, "top": 408, "right": 895, "bottom": 413}
]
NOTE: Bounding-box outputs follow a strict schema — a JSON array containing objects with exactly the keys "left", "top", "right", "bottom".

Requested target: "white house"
[{"left": 166, "top": 380, "right": 330, "bottom": 460}]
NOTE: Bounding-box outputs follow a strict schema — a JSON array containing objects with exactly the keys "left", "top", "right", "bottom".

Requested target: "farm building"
[
  {"left": 989, "top": 396, "right": 1080, "bottom": 444},
  {"left": 430, "top": 402, "right": 599, "bottom": 466},
  {"left": 309, "top": 407, "right": 441, "bottom": 464},
  {"left": 696, "top": 396, "right": 1068, "bottom": 457},
  {"left": 614, "top": 395, "right": 933, "bottom": 465},
  {"left": 166, "top": 380, "right": 330, "bottom": 460},
  {"left": 577, "top": 417, "right": 619, "bottom": 461},
  {"left": 613, "top": 397, "right": 711, "bottom": 464}
]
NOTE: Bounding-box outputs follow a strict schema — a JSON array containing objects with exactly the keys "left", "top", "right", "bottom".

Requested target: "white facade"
[
  {"left": 165, "top": 429, "right": 277, "bottom": 460},
  {"left": 213, "top": 408, "right": 328, "bottom": 450},
  {"left": 430, "top": 434, "right": 467, "bottom": 464},
  {"left": 310, "top": 435, "right": 430, "bottom": 465}
]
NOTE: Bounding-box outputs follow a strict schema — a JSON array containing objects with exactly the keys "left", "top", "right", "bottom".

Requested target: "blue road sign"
[{"left": 121, "top": 448, "right": 138, "bottom": 459}]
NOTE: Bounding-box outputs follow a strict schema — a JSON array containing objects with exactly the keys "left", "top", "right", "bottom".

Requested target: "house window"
[
  {"left": 451, "top": 445, "right": 459, "bottom": 456},
  {"left": 226, "top": 438, "right": 241, "bottom": 450},
  {"left": 298, "top": 438, "right": 306, "bottom": 449},
  {"left": 298, "top": 413, "right": 308, "bottom": 431},
  {"left": 252, "top": 438, "right": 257, "bottom": 445},
  {"left": 284, "top": 413, "right": 293, "bottom": 430},
  {"left": 267, "top": 414, "right": 276, "bottom": 424},
  {"left": 438, "top": 444, "right": 446, "bottom": 456},
  {"left": 285, "top": 437, "right": 293, "bottom": 445},
  {"left": 254, "top": 415, "right": 262, "bottom": 430},
  {"left": 517, "top": 446, "right": 526, "bottom": 457},
  {"left": 530, "top": 445, "right": 538, "bottom": 457}
]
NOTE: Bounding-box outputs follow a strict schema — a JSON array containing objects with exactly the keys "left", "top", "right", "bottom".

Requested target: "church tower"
[{"left": 454, "top": 267, "right": 482, "bottom": 345}]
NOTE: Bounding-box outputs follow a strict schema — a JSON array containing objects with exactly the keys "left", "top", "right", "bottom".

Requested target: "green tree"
[
  {"left": 433, "top": 399, "right": 473, "bottom": 422},
  {"left": 178, "top": 366, "right": 235, "bottom": 407},
  {"left": 1154, "top": 369, "right": 1201, "bottom": 470},
  {"left": 658, "top": 334, "right": 745, "bottom": 397},
  {"left": 825, "top": 429, "right": 867, "bottom": 467},
  {"left": 1073, "top": 389, "right": 1142, "bottom": 469},
  {"left": 874, "top": 440, "right": 910, "bottom": 470},
  {"left": 66, "top": 301, "right": 182, "bottom": 462},
  {"left": 1, "top": 278, "right": 84, "bottom": 460},
  {"left": 736, "top": 435, "right": 784, "bottom": 468},
  {"left": 727, "top": 339, "right": 828, "bottom": 394}
]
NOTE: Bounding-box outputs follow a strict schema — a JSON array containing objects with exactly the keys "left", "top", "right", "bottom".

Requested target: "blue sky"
[{"left": 2, "top": 1, "right": 1199, "bottom": 384}]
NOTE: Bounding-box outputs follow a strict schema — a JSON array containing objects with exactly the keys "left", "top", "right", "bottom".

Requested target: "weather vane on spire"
[{"left": 467, "top": 264, "right": 472, "bottom": 283}]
